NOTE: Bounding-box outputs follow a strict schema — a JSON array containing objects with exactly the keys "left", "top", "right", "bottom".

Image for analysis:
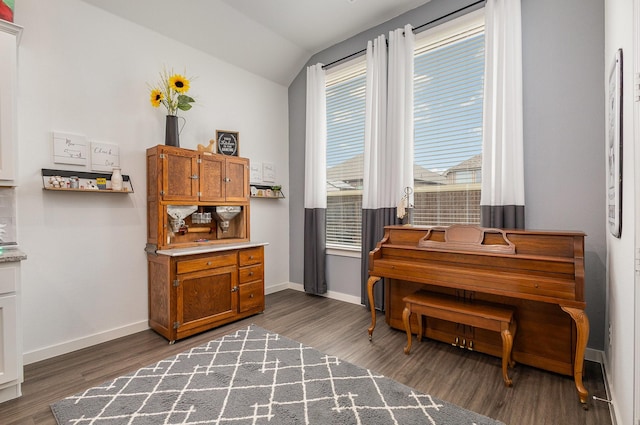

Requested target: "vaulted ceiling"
[{"left": 80, "top": 0, "right": 430, "bottom": 86}]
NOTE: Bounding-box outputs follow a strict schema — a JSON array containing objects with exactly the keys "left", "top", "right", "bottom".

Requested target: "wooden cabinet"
[
  {"left": 147, "top": 145, "right": 264, "bottom": 342},
  {"left": 147, "top": 245, "right": 265, "bottom": 342},
  {"left": 151, "top": 145, "right": 248, "bottom": 203},
  {"left": 147, "top": 145, "right": 250, "bottom": 250},
  {"left": 0, "top": 21, "right": 22, "bottom": 183},
  {"left": 200, "top": 155, "right": 249, "bottom": 203},
  {"left": 0, "top": 258, "right": 24, "bottom": 403}
]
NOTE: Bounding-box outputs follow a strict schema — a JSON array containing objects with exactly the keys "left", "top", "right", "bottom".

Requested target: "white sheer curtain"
[
  {"left": 362, "top": 34, "right": 387, "bottom": 210},
  {"left": 480, "top": 0, "right": 525, "bottom": 229},
  {"left": 304, "top": 63, "right": 327, "bottom": 295},
  {"left": 387, "top": 24, "right": 415, "bottom": 208},
  {"left": 361, "top": 27, "right": 415, "bottom": 309}
]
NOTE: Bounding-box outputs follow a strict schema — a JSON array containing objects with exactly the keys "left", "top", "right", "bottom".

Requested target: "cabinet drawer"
[
  {"left": 177, "top": 253, "right": 237, "bottom": 274},
  {"left": 0, "top": 266, "right": 17, "bottom": 294},
  {"left": 239, "top": 247, "right": 263, "bottom": 266},
  {"left": 239, "top": 264, "right": 263, "bottom": 284},
  {"left": 239, "top": 280, "right": 264, "bottom": 313}
]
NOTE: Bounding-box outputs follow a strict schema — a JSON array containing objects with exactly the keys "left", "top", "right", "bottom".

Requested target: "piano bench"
[{"left": 402, "top": 290, "right": 517, "bottom": 387}]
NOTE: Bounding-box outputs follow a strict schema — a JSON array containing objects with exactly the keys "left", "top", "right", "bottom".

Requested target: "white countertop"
[
  {"left": 156, "top": 241, "right": 269, "bottom": 257},
  {"left": 0, "top": 247, "right": 27, "bottom": 263}
]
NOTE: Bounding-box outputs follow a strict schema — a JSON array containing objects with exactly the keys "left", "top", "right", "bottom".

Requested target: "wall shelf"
[
  {"left": 41, "top": 168, "right": 134, "bottom": 193},
  {"left": 250, "top": 184, "right": 284, "bottom": 199}
]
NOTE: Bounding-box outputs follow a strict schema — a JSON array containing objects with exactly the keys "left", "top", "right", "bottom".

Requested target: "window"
[
  {"left": 325, "top": 58, "right": 366, "bottom": 249},
  {"left": 324, "top": 10, "right": 485, "bottom": 249},
  {"left": 413, "top": 11, "right": 485, "bottom": 226}
]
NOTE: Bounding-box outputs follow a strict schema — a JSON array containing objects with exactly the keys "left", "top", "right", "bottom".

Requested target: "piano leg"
[
  {"left": 367, "top": 276, "right": 382, "bottom": 340},
  {"left": 561, "top": 306, "right": 590, "bottom": 408}
]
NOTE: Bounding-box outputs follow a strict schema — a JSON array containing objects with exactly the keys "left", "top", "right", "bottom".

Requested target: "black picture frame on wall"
[
  {"left": 216, "top": 130, "right": 239, "bottom": 156},
  {"left": 607, "top": 48, "right": 623, "bottom": 238}
]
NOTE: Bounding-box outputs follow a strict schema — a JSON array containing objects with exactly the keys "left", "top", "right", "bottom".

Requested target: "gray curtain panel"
[
  {"left": 480, "top": 205, "right": 525, "bottom": 229},
  {"left": 361, "top": 207, "right": 400, "bottom": 309},
  {"left": 304, "top": 208, "right": 327, "bottom": 295}
]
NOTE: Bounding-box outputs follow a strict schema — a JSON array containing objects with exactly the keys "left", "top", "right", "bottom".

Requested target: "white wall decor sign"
[
  {"left": 52, "top": 132, "right": 88, "bottom": 165},
  {"left": 262, "top": 162, "right": 276, "bottom": 183},
  {"left": 250, "top": 162, "right": 263, "bottom": 183},
  {"left": 91, "top": 142, "right": 120, "bottom": 172}
]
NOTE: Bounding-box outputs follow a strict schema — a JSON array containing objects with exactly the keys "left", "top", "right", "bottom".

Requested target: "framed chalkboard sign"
[{"left": 216, "top": 130, "right": 239, "bottom": 156}]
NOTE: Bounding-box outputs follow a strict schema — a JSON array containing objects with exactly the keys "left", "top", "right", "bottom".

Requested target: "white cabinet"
[
  {"left": 0, "top": 261, "right": 23, "bottom": 403},
  {"left": 0, "top": 21, "right": 22, "bottom": 183}
]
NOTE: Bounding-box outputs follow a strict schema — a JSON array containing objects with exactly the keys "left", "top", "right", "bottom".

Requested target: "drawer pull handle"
[
  {"left": 207, "top": 262, "right": 212, "bottom": 266},
  {"left": 249, "top": 294, "right": 254, "bottom": 298},
  {"left": 249, "top": 255, "right": 254, "bottom": 260},
  {"left": 249, "top": 272, "right": 254, "bottom": 276}
]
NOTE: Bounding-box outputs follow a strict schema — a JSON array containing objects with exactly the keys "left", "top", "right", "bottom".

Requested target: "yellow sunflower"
[
  {"left": 150, "top": 89, "right": 164, "bottom": 107},
  {"left": 169, "top": 74, "right": 190, "bottom": 93}
]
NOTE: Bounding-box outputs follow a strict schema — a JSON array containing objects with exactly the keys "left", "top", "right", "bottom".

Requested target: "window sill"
[{"left": 326, "top": 246, "right": 361, "bottom": 258}]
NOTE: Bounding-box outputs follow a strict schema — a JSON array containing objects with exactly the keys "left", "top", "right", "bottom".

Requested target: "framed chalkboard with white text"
[{"left": 216, "top": 131, "right": 239, "bottom": 156}]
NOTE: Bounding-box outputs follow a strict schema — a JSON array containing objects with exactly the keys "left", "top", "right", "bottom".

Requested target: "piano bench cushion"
[{"left": 402, "top": 290, "right": 517, "bottom": 387}]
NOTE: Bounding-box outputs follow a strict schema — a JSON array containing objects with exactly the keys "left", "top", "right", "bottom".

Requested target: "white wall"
[
  {"left": 14, "top": 0, "right": 290, "bottom": 363},
  {"left": 604, "top": 1, "right": 636, "bottom": 424}
]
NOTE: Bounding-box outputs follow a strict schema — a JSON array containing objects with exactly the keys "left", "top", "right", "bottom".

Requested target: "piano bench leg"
[{"left": 403, "top": 305, "right": 412, "bottom": 355}]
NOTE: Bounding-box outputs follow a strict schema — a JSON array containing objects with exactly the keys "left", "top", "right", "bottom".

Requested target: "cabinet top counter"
[
  {"left": 0, "top": 248, "right": 27, "bottom": 263},
  {"left": 156, "top": 241, "right": 268, "bottom": 257}
]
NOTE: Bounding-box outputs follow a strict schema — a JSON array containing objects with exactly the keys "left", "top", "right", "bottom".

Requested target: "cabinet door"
[
  {"left": 0, "top": 27, "right": 19, "bottom": 181},
  {"left": 161, "top": 149, "right": 199, "bottom": 201},
  {"left": 199, "top": 154, "right": 225, "bottom": 202},
  {"left": 0, "top": 294, "right": 18, "bottom": 385},
  {"left": 176, "top": 265, "right": 238, "bottom": 334},
  {"left": 225, "top": 157, "right": 249, "bottom": 202}
]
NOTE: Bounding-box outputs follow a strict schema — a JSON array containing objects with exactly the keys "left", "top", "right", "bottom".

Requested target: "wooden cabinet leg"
[
  {"left": 367, "top": 276, "right": 381, "bottom": 340},
  {"left": 561, "top": 306, "right": 590, "bottom": 407}
]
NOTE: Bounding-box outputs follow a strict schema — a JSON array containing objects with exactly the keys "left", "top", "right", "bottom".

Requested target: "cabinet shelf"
[
  {"left": 250, "top": 184, "right": 284, "bottom": 199},
  {"left": 41, "top": 168, "right": 134, "bottom": 193}
]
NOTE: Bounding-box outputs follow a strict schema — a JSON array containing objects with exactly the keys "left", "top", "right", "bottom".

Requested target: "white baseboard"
[
  {"left": 600, "top": 351, "right": 620, "bottom": 425},
  {"left": 265, "top": 281, "right": 292, "bottom": 295},
  {"left": 285, "top": 282, "right": 362, "bottom": 305},
  {"left": 585, "top": 347, "right": 603, "bottom": 363},
  {"left": 22, "top": 282, "right": 318, "bottom": 365},
  {"left": 23, "top": 320, "right": 149, "bottom": 365}
]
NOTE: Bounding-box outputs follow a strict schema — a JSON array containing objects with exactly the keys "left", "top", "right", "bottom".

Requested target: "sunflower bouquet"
[{"left": 149, "top": 68, "right": 195, "bottom": 116}]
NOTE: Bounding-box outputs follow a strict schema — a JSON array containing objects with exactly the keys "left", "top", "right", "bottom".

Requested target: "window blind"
[
  {"left": 325, "top": 58, "right": 366, "bottom": 248},
  {"left": 413, "top": 13, "right": 484, "bottom": 226}
]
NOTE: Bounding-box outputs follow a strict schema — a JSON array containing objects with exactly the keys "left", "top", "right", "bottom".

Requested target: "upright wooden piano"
[{"left": 367, "top": 225, "right": 589, "bottom": 405}]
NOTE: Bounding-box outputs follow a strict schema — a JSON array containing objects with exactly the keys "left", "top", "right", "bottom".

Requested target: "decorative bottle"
[{"left": 111, "top": 167, "right": 123, "bottom": 191}]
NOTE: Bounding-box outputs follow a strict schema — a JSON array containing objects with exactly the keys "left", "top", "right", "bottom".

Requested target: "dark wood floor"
[{"left": 0, "top": 289, "right": 612, "bottom": 425}]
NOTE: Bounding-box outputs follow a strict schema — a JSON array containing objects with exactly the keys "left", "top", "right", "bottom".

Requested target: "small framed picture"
[
  {"left": 607, "top": 49, "right": 623, "bottom": 237},
  {"left": 216, "top": 130, "right": 239, "bottom": 156}
]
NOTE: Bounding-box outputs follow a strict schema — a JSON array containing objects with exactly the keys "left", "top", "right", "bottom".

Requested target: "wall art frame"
[
  {"left": 216, "top": 130, "right": 239, "bottom": 156},
  {"left": 607, "top": 48, "right": 623, "bottom": 238}
]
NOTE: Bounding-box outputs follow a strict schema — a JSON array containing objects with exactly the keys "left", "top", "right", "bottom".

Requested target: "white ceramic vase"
[{"left": 111, "top": 167, "right": 123, "bottom": 191}]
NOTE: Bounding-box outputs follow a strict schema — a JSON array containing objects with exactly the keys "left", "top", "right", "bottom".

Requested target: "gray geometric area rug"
[{"left": 51, "top": 325, "right": 505, "bottom": 424}]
